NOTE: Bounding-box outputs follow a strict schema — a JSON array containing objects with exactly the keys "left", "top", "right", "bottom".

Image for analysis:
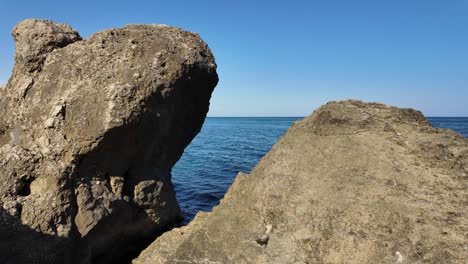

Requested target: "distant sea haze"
[{"left": 173, "top": 117, "right": 468, "bottom": 222}]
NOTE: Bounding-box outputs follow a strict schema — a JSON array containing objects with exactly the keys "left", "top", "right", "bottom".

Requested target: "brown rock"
[
  {"left": 135, "top": 100, "right": 468, "bottom": 264},
  {"left": 0, "top": 18, "right": 218, "bottom": 263}
]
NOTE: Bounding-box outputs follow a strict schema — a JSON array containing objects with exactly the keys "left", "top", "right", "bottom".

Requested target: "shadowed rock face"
[
  {"left": 135, "top": 100, "right": 468, "bottom": 264},
  {"left": 0, "top": 19, "right": 218, "bottom": 263}
]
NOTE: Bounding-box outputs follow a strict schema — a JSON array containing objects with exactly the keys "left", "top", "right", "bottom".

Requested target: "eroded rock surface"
[
  {"left": 135, "top": 100, "right": 468, "bottom": 264},
  {"left": 0, "top": 18, "right": 218, "bottom": 263}
]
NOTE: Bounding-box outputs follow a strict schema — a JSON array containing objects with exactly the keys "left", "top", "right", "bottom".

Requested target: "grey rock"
[
  {"left": 0, "top": 18, "right": 218, "bottom": 263},
  {"left": 134, "top": 100, "right": 468, "bottom": 264}
]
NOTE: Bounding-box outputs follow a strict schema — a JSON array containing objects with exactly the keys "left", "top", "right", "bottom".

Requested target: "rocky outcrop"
[
  {"left": 135, "top": 100, "right": 468, "bottom": 264},
  {"left": 0, "top": 19, "right": 218, "bottom": 263}
]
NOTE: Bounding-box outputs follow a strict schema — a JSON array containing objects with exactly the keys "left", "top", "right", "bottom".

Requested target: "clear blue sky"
[{"left": 1, "top": 0, "right": 467, "bottom": 116}]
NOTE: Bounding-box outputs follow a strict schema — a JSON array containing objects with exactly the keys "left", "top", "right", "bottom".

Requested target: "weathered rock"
[
  {"left": 135, "top": 100, "right": 468, "bottom": 264},
  {"left": 0, "top": 18, "right": 218, "bottom": 263}
]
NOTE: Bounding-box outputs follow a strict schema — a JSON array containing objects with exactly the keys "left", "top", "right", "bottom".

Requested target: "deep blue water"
[
  {"left": 172, "top": 117, "right": 468, "bottom": 222},
  {"left": 427, "top": 117, "right": 468, "bottom": 137}
]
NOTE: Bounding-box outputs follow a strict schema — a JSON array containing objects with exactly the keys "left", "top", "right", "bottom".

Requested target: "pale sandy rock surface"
[
  {"left": 135, "top": 100, "right": 468, "bottom": 264},
  {"left": 0, "top": 18, "right": 218, "bottom": 264}
]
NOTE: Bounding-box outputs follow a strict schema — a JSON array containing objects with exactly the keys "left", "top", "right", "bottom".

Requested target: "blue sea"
[{"left": 172, "top": 117, "right": 468, "bottom": 222}]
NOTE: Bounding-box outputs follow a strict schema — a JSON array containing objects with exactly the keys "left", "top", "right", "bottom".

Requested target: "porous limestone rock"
[
  {"left": 0, "top": 18, "right": 218, "bottom": 263},
  {"left": 135, "top": 100, "right": 468, "bottom": 264}
]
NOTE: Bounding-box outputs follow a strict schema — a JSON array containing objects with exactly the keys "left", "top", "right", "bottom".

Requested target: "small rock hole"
[
  {"left": 256, "top": 235, "right": 269, "bottom": 246},
  {"left": 17, "top": 177, "right": 33, "bottom": 196}
]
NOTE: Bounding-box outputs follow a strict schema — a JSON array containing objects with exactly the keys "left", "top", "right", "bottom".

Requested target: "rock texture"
[
  {"left": 135, "top": 100, "right": 468, "bottom": 264},
  {"left": 0, "top": 19, "right": 218, "bottom": 263}
]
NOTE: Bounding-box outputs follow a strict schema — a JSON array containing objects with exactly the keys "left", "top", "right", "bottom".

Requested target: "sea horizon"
[{"left": 206, "top": 116, "right": 468, "bottom": 118}]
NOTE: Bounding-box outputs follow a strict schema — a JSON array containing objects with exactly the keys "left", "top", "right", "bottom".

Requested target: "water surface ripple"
[{"left": 173, "top": 117, "right": 468, "bottom": 222}]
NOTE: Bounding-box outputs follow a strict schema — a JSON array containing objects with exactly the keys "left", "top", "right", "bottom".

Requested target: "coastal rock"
[
  {"left": 135, "top": 100, "right": 468, "bottom": 264},
  {"left": 0, "top": 19, "right": 218, "bottom": 263}
]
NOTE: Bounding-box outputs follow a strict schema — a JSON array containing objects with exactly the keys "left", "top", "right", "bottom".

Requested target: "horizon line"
[{"left": 206, "top": 116, "right": 468, "bottom": 118}]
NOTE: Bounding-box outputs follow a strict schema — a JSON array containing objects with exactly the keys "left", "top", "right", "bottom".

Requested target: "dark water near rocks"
[
  {"left": 172, "top": 117, "right": 468, "bottom": 222},
  {"left": 428, "top": 117, "right": 468, "bottom": 137}
]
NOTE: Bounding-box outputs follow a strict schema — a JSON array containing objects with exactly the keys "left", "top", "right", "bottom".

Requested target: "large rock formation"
[
  {"left": 135, "top": 100, "right": 468, "bottom": 264},
  {"left": 0, "top": 19, "right": 218, "bottom": 263}
]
